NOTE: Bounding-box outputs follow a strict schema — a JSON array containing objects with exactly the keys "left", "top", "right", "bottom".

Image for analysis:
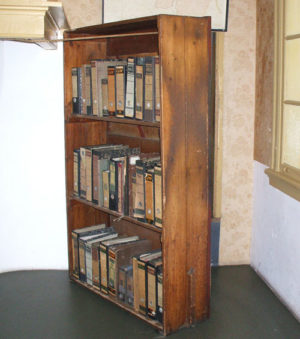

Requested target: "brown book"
[
  {"left": 108, "top": 239, "right": 152, "bottom": 297},
  {"left": 115, "top": 65, "right": 126, "bottom": 118},
  {"left": 73, "top": 149, "right": 80, "bottom": 197},
  {"left": 145, "top": 168, "right": 154, "bottom": 224},
  {"left": 91, "top": 60, "right": 100, "bottom": 116},
  {"left": 79, "top": 147, "right": 87, "bottom": 199},
  {"left": 154, "top": 163, "right": 162, "bottom": 227},
  {"left": 156, "top": 265, "right": 163, "bottom": 323},
  {"left": 135, "top": 57, "right": 145, "bottom": 120},
  {"left": 101, "top": 78, "right": 109, "bottom": 116},
  {"left": 102, "top": 170, "right": 110, "bottom": 208},
  {"left": 108, "top": 66, "right": 116, "bottom": 116},
  {"left": 147, "top": 257, "right": 162, "bottom": 319},
  {"left": 154, "top": 56, "right": 161, "bottom": 122},
  {"left": 144, "top": 56, "right": 155, "bottom": 122}
]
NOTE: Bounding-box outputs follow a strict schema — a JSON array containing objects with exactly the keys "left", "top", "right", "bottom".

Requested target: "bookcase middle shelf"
[{"left": 71, "top": 196, "right": 162, "bottom": 234}]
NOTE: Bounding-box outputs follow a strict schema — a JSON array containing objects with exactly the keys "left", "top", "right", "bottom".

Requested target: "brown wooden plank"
[
  {"left": 110, "top": 217, "right": 162, "bottom": 249},
  {"left": 184, "top": 16, "right": 211, "bottom": 324},
  {"left": 158, "top": 15, "right": 188, "bottom": 334}
]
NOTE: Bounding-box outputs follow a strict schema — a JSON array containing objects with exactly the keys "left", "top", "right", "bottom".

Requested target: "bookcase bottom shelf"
[{"left": 70, "top": 276, "right": 163, "bottom": 331}]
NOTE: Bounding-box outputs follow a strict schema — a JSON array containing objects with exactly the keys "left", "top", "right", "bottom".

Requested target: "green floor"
[{"left": 0, "top": 266, "right": 299, "bottom": 338}]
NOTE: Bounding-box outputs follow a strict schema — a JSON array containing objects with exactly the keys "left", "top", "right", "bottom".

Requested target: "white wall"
[
  {"left": 252, "top": 160, "right": 300, "bottom": 320},
  {"left": 0, "top": 41, "right": 68, "bottom": 272}
]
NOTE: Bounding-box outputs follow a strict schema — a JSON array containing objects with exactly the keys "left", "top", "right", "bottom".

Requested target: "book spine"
[
  {"left": 125, "top": 57, "right": 135, "bottom": 118},
  {"left": 126, "top": 269, "right": 134, "bottom": 307},
  {"left": 115, "top": 65, "right": 126, "bottom": 118},
  {"left": 73, "top": 150, "right": 80, "bottom": 197},
  {"left": 100, "top": 245, "right": 108, "bottom": 294},
  {"left": 147, "top": 265, "right": 157, "bottom": 318},
  {"left": 81, "top": 65, "right": 87, "bottom": 115},
  {"left": 108, "top": 249, "right": 117, "bottom": 296},
  {"left": 144, "top": 57, "right": 155, "bottom": 122},
  {"left": 108, "top": 66, "right": 116, "bottom": 116},
  {"left": 91, "top": 61, "right": 99, "bottom": 116},
  {"left": 133, "top": 256, "right": 139, "bottom": 312},
  {"left": 145, "top": 169, "right": 154, "bottom": 224},
  {"left": 85, "top": 243, "right": 93, "bottom": 285},
  {"left": 85, "top": 64, "right": 92, "bottom": 115},
  {"left": 79, "top": 240, "right": 86, "bottom": 282},
  {"left": 71, "top": 67, "right": 80, "bottom": 114},
  {"left": 92, "top": 153, "right": 99, "bottom": 204},
  {"left": 137, "top": 260, "right": 147, "bottom": 315},
  {"left": 154, "top": 56, "right": 161, "bottom": 122},
  {"left": 79, "top": 148, "right": 86, "bottom": 199},
  {"left": 102, "top": 170, "right": 110, "bottom": 208},
  {"left": 85, "top": 149, "right": 93, "bottom": 202},
  {"left": 133, "top": 163, "right": 145, "bottom": 220},
  {"left": 135, "top": 58, "right": 145, "bottom": 120},
  {"left": 118, "top": 267, "right": 126, "bottom": 302},
  {"left": 154, "top": 165, "right": 162, "bottom": 227},
  {"left": 98, "top": 158, "right": 109, "bottom": 207},
  {"left": 157, "top": 269, "right": 163, "bottom": 323},
  {"left": 109, "top": 161, "right": 118, "bottom": 211},
  {"left": 71, "top": 233, "right": 79, "bottom": 278},
  {"left": 92, "top": 244, "right": 100, "bottom": 289},
  {"left": 101, "top": 78, "right": 109, "bottom": 116}
]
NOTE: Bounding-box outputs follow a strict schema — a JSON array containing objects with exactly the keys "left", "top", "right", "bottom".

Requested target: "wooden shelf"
[
  {"left": 71, "top": 196, "right": 162, "bottom": 234},
  {"left": 67, "top": 114, "right": 160, "bottom": 127},
  {"left": 70, "top": 275, "right": 163, "bottom": 331}
]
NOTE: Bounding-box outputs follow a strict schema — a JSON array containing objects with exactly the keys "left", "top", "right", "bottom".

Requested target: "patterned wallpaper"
[
  {"left": 219, "top": 0, "right": 256, "bottom": 264},
  {"left": 62, "top": 0, "right": 102, "bottom": 29}
]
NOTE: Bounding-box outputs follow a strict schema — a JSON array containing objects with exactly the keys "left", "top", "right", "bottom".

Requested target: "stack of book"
[
  {"left": 73, "top": 144, "right": 162, "bottom": 227},
  {"left": 71, "top": 56, "right": 161, "bottom": 122},
  {"left": 72, "top": 224, "right": 163, "bottom": 322}
]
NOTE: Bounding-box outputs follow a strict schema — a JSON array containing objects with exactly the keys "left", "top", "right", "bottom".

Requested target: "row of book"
[
  {"left": 74, "top": 144, "right": 162, "bottom": 227},
  {"left": 72, "top": 224, "right": 163, "bottom": 322},
  {"left": 72, "top": 56, "right": 160, "bottom": 122}
]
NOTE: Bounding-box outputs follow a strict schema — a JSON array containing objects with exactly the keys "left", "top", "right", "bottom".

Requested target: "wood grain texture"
[
  {"left": 254, "top": 0, "right": 274, "bottom": 167},
  {"left": 184, "top": 16, "right": 211, "bottom": 323},
  {"left": 159, "top": 15, "right": 187, "bottom": 334}
]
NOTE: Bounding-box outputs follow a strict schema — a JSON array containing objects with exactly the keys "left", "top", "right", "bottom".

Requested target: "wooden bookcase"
[{"left": 64, "top": 15, "right": 211, "bottom": 335}]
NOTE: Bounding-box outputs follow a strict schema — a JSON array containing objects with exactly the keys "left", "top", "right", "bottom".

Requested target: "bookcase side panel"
[
  {"left": 158, "top": 15, "right": 188, "bottom": 334},
  {"left": 184, "top": 16, "right": 211, "bottom": 324}
]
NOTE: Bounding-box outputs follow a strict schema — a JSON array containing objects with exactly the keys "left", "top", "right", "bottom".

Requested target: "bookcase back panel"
[
  {"left": 106, "top": 35, "right": 158, "bottom": 58},
  {"left": 107, "top": 135, "right": 160, "bottom": 154},
  {"left": 110, "top": 217, "right": 161, "bottom": 249}
]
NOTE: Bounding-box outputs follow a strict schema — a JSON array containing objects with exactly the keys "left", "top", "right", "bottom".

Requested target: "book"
[
  {"left": 125, "top": 57, "right": 136, "bottom": 118},
  {"left": 79, "top": 147, "right": 87, "bottom": 198},
  {"left": 126, "top": 267, "right": 134, "bottom": 307},
  {"left": 71, "top": 223, "right": 106, "bottom": 278},
  {"left": 90, "top": 60, "right": 100, "bottom": 116},
  {"left": 147, "top": 257, "right": 162, "bottom": 319},
  {"left": 133, "top": 249, "right": 162, "bottom": 313},
  {"left": 157, "top": 265, "right": 163, "bottom": 323},
  {"left": 154, "top": 163, "right": 162, "bottom": 227},
  {"left": 73, "top": 149, "right": 80, "bottom": 197},
  {"left": 135, "top": 57, "right": 145, "bottom": 120},
  {"left": 108, "top": 239, "right": 152, "bottom": 297},
  {"left": 115, "top": 65, "right": 126, "bottom": 118},
  {"left": 144, "top": 56, "right": 155, "bottom": 122},
  {"left": 80, "top": 64, "right": 88, "bottom": 115},
  {"left": 145, "top": 168, "right": 154, "bottom": 224},
  {"left": 102, "top": 170, "right": 110, "bottom": 208},
  {"left": 99, "top": 236, "right": 139, "bottom": 294},
  {"left": 101, "top": 78, "right": 109, "bottom": 116},
  {"left": 154, "top": 56, "right": 161, "bottom": 122},
  {"left": 71, "top": 67, "right": 81, "bottom": 114},
  {"left": 84, "top": 64, "right": 92, "bottom": 115},
  {"left": 107, "top": 65, "right": 116, "bottom": 116},
  {"left": 118, "top": 265, "right": 133, "bottom": 303}
]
